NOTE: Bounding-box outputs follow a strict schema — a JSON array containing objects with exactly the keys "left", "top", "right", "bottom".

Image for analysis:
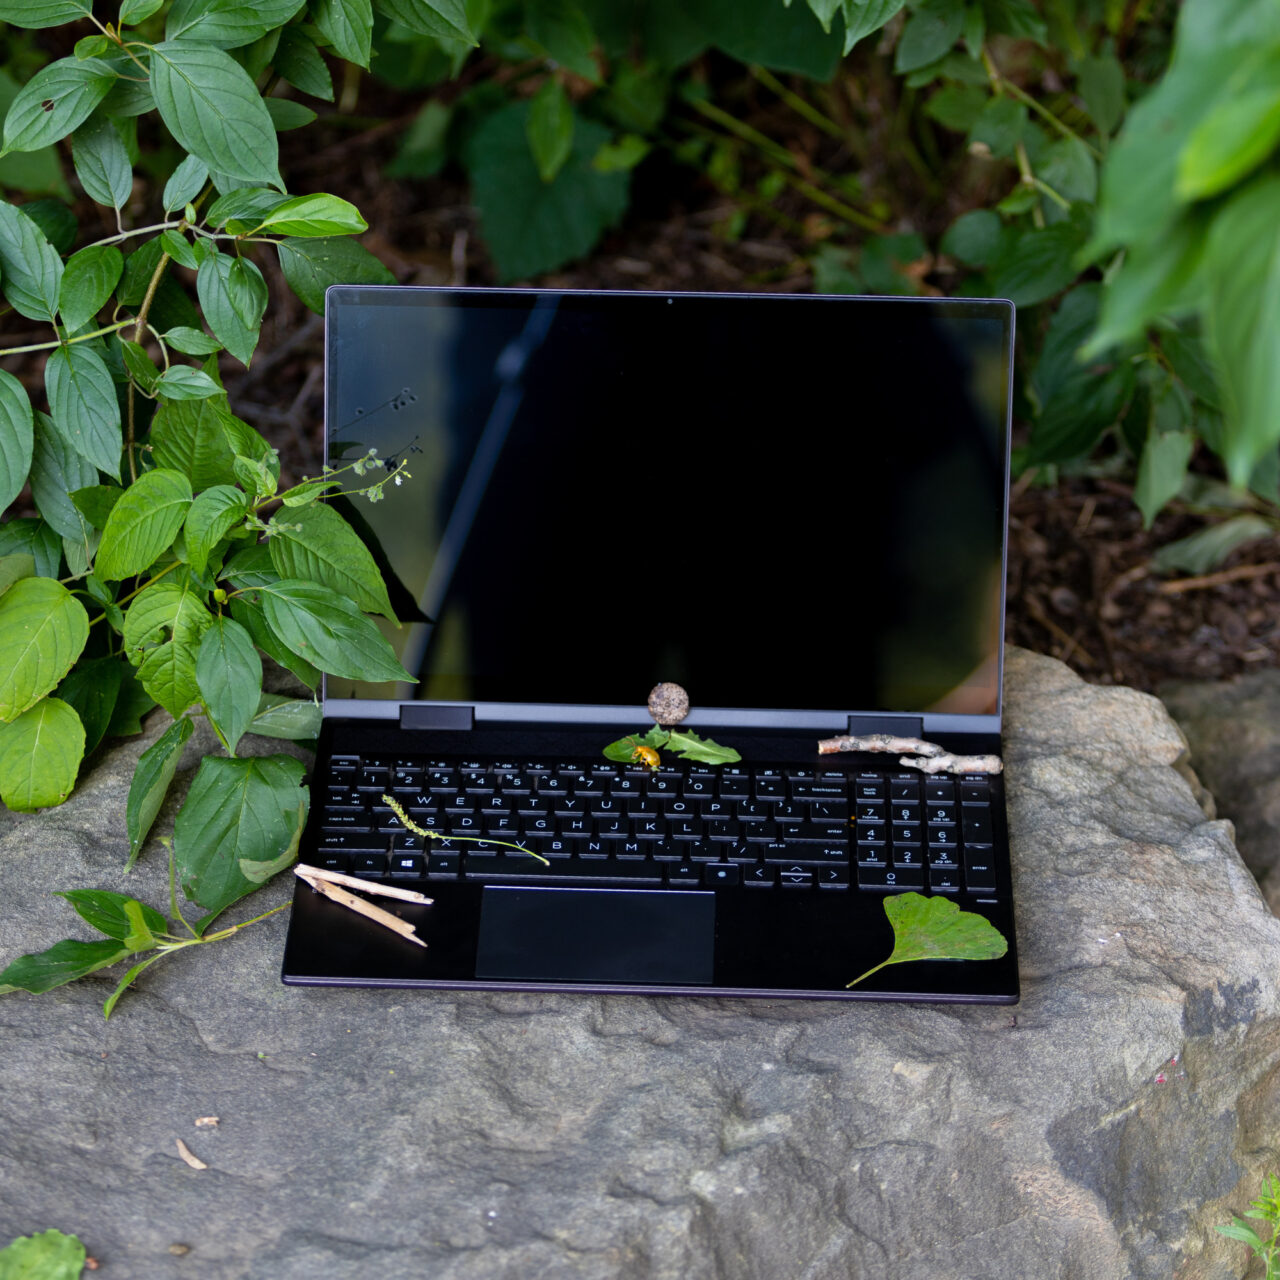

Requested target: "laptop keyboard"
[{"left": 311, "top": 757, "right": 1000, "bottom": 898}]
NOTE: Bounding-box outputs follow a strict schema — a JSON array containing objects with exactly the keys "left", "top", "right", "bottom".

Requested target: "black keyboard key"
[
  {"left": 817, "top": 866, "right": 850, "bottom": 890},
  {"left": 962, "top": 808, "right": 993, "bottom": 842},
  {"left": 703, "top": 863, "right": 740, "bottom": 887},
  {"left": 666, "top": 862, "right": 702, "bottom": 888},
  {"left": 321, "top": 807, "right": 371, "bottom": 830},
  {"left": 964, "top": 844, "right": 998, "bottom": 893},
  {"left": 427, "top": 853, "right": 461, "bottom": 878},
  {"left": 960, "top": 781, "right": 991, "bottom": 804},
  {"left": 857, "top": 864, "right": 923, "bottom": 891},
  {"left": 890, "top": 779, "right": 921, "bottom": 800},
  {"left": 389, "top": 853, "right": 425, "bottom": 878},
  {"left": 925, "top": 780, "right": 954, "bottom": 802},
  {"left": 854, "top": 776, "right": 885, "bottom": 800},
  {"left": 929, "top": 867, "right": 961, "bottom": 893},
  {"left": 744, "top": 863, "right": 775, "bottom": 888},
  {"left": 313, "top": 852, "right": 349, "bottom": 873},
  {"left": 778, "top": 867, "right": 813, "bottom": 888},
  {"left": 351, "top": 853, "right": 387, "bottom": 878},
  {"left": 317, "top": 832, "right": 385, "bottom": 853}
]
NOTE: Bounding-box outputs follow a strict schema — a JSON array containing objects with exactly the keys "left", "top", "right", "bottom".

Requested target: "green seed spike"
[{"left": 380, "top": 794, "right": 550, "bottom": 866}]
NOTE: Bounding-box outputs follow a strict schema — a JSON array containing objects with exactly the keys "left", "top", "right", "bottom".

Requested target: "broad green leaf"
[
  {"left": 1176, "top": 47, "right": 1280, "bottom": 202},
  {"left": 105, "top": 666, "right": 154, "bottom": 736},
  {"left": 1150, "top": 514, "right": 1276, "bottom": 576},
  {"left": 842, "top": 0, "right": 906, "bottom": 54},
  {"left": 258, "top": 579, "right": 412, "bottom": 682},
  {"left": 0, "top": 937, "right": 131, "bottom": 994},
  {"left": 120, "top": 340, "right": 160, "bottom": 394},
  {"left": 125, "top": 713, "right": 193, "bottom": 864},
  {"left": 524, "top": 0, "right": 599, "bottom": 81},
  {"left": 895, "top": 0, "right": 965, "bottom": 73},
  {"left": 58, "top": 243, "right": 124, "bottom": 332},
  {"left": 95, "top": 468, "right": 193, "bottom": 581},
  {"left": 1135, "top": 428, "right": 1195, "bottom": 528},
  {"left": 71, "top": 115, "right": 133, "bottom": 209},
  {"left": 56, "top": 889, "right": 166, "bottom": 942},
  {"left": 54, "top": 654, "right": 122, "bottom": 755},
  {"left": 0, "top": 1230, "right": 88, "bottom": 1279},
  {"left": 162, "top": 325, "right": 222, "bottom": 356},
  {"left": 463, "top": 102, "right": 629, "bottom": 283},
  {"left": 0, "top": 518, "right": 61, "bottom": 579},
  {"left": 222, "top": 541, "right": 278, "bottom": 587},
  {"left": 153, "top": 365, "right": 222, "bottom": 401},
  {"left": 205, "top": 185, "right": 288, "bottom": 227},
  {"left": 173, "top": 753, "right": 308, "bottom": 926},
  {"left": 0, "top": 0, "right": 92, "bottom": 24},
  {"left": 0, "top": 369, "right": 34, "bottom": 511},
  {"left": 0, "top": 578, "right": 90, "bottom": 723},
  {"left": 0, "top": 695, "right": 85, "bottom": 809},
  {"left": 989, "top": 220, "right": 1088, "bottom": 308},
  {"left": 160, "top": 228, "right": 198, "bottom": 269},
  {"left": 312, "top": 0, "right": 373, "bottom": 68},
  {"left": 149, "top": 42, "right": 281, "bottom": 190},
  {"left": 1215, "top": 1221, "right": 1267, "bottom": 1250},
  {"left": 805, "top": 0, "right": 842, "bottom": 34},
  {"left": 264, "top": 99, "right": 316, "bottom": 132},
  {"left": 940, "top": 208, "right": 1004, "bottom": 268},
  {"left": 21, "top": 198, "right": 77, "bottom": 254},
  {"left": 233, "top": 452, "right": 277, "bottom": 499},
  {"left": 248, "top": 692, "right": 321, "bottom": 740},
  {"left": 162, "top": 153, "right": 209, "bottom": 212},
  {"left": 122, "top": 576, "right": 211, "bottom": 658},
  {"left": 45, "top": 343, "right": 122, "bottom": 479},
  {"left": 980, "top": 0, "right": 1045, "bottom": 41},
  {"left": 184, "top": 484, "right": 248, "bottom": 577},
  {"left": 150, "top": 396, "right": 267, "bottom": 488},
  {"left": 0, "top": 553, "right": 35, "bottom": 597},
  {"left": 229, "top": 595, "right": 320, "bottom": 689},
  {"left": 268, "top": 500, "right": 396, "bottom": 620},
  {"left": 29, "top": 412, "right": 96, "bottom": 541},
  {"left": 0, "top": 199, "right": 63, "bottom": 322},
  {"left": 846, "top": 891, "right": 1008, "bottom": 988},
  {"left": 137, "top": 633, "right": 205, "bottom": 717},
  {"left": 70, "top": 484, "right": 122, "bottom": 532},
  {"left": 527, "top": 78, "right": 574, "bottom": 183},
  {"left": 275, "top": 27, "right": 334, "bottom": 100},
  {"left": 603, "top": 733, "right": 647, "bottom": 763},
  {"left": 374, "top": 0, "right": 475, "bottom": 43},
  {"left": 165, "top": 0, "right": 305, "bottom": 47},
  {"left": 275, "top": 235, "right": 394, "bottom": 312},
  {"left": 253, "top": 193, "right": 367, "bottom": 236},
  {"left": 1076, "top": 50, "right": 1125, "bottom": 135},
  {"left": 664, "top": 729, "right": 741, "bottom": 765},
  {"left": 195, "top": 614, "right": 260, "bottom": 753},
  {"left": 279, "top": 478, "right": 339, "bottom": 506},
  {"left": 1, "top": 57, "right": 116, "bottom": 153},
  {"left": 120, "top": 0, "right": 164, "bottom": 21},
  {"left": 1203, "top": 175, "right": 1280, "bottom": 486},
  {"left": 196, "top": 248, "right": 268, "bottom": 365},
  {"left": 968, "top": 95, "right": 1026, "bottom": 159}
]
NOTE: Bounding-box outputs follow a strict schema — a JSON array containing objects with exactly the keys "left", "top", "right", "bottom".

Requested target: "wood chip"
[
  {"left": 175, "top": 1138, "right": 207, "bottom": 1170},
  {"left": 817, "top": 734, "right": 944, "bottom": 757},
  {"left": 194, "top": 1116, "right": 218, "bottom": 1128}
]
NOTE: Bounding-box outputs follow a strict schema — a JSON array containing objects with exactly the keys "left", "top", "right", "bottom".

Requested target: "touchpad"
[{"left": 476, "top": 887, "right": 715, "bottom": 985}]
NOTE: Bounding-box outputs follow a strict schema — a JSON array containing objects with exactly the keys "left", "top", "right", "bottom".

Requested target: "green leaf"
[
  {"left": 30, "top": 413, "right": 97, "bottom": 542},
  {"left": 0, "top": 199, "right": 63, "bottom": 322},
  {"left": 0, "top": 695, "right": 85, "bottom": 809},
  {"left": 275, "top": 235, "right": 394, "bottom": 313},
  {"left": 125, "top": 713, "right": 193, "bottom": 864},
  {"left": 136, "top": 632, "right": 205, "bottom": 717},
  {"left": 120, "top": 0, "right": 164, "bottom": 21},
  {"left": 1076, "top": 50, "right": 1125, "bottom": 136},
  {"left": 268, "top": 500, "right": 396, "bottom": 621},
  {"left": 1215, "top": 1220, "right": 1267, "bottom": 1250},
  {"left": 980, "top": 0, "right": 1045, "bottom": 41},
  {"left": 21, "top": 198, "right": 77, "bottom": 254},
  {"left": 153, "top": 365, "right": 222, "bottom": 401},
  {"left": 0, "top": 0, "right": 92, "bottom": 24},
  {"left": 196, "top": 248, "right": 268, "bottom": 365},
  {"left": 149, "top": 42, "right": 282, "bottom": 190},
  {"left": 525, "top": 0, "right": 600, "bottom": 82},
  {"left": 1150, "top": 514, "right": 1276, "bottom": 576},
  {"left": 184, "top": 484, "right": 248, "bottom": 577},
  {"left": 968, "top": 95, "right": 1026, "bottom": 159},
  {"left": 229, "top": 595, "right": 320, "bottom": 689},
  {"left": 895, "top": 0, "right": 965, "bottom": 73},
  {"left": 1202, "top": 175, "right": 1280, "bottom": 486},
  {"left": 274, "top": 27, "right": 334, "bottom": 101},
  {"left": 71, "top": 114, "right": 133, "bottom": 209},
  {"left": 0, "top": 553, "right": 35, "bottom": 597},
  {"left": 0, "top": 1230, "right": 88, "bottom": 1279},
  {"left": 58, "top": 243, "right": 124, "bottom": 333},
  {"left": 258, "top": 579, "right": 413, "bottom": 682},
  {"left": 95, "top": 467, "right": 193, "bottom": 581},
  {"left": 1135, "top": 428, "right": 1195, "bottom": 529},
  {"left": 162, "top": 153, "right": 209, "bottom": 212},
  {"left": 172, "top": 753, "right": 308, "bottom": 926},
  {"left": 664, "top": 729, "right": 741, "bottom": 765},
  {"left": 0, "top": 368, "right": 34, "bottom": 512},
  {"left": 205, "top": 184, "right": 287, "bottom": 227},
  {"left": 165, "top": 0, "right": 305, "bottom": 47},
  {"left": 264, "top": 98, "right": 316, "bottom": 131},
  {"left": 150, "top": 396, "right": 270, "bottom": 488},
  {"left": 940, "top": 208, "right": 1004, "bottom": 268},
  {"left": 195, "top": 614, "right": 260, "bottom": 753},
  {"left": 54, "top": 654, "right": 122, "bottom": 754},
  {"left": 527, "top": 78, "right": 574, "bottom": 183},
  {"left": 312, "top": 0, "right": 373, "bottom": 68},
  {"left": 122, "top": 577, "right": 211, "bottom": 663},
  {"left": 67, "top": 482, "right": 120, "bottom": 533},
  {"left": 248, "top": 692, "right": 321, "bottom": 740},
  {"left": 0, "top": 517, "right": 61, "bottom": 578},
  {"left": 160, "top": 228, "right": 198, "bottom": 269},
  {"left": 1, "top": 57, "right": 116, "bottom": 154},
  {"left": 602, "top": 733, "right": 642, "bottom": 763},
  {"left": 1176, "top": 47, "right": 1280, "bottom": 202},
  {"left": 104, "top": 666, "right": 154, "bottom": 736},
  {"left": 161, "top": 325, "right": 222, "bottom": 356},
  {"left": 373, "top": 0, "right": 475, "bottom": 43},
  {"left": 0, "top": 578, "right": 90, "bottom": 723},
  {"left": 592, "top": 133, "right": 650, "bottom": 173},
  {"left": 846, "top": 891, "right": 1008, "bottom": 988},
  {"left": 842, "top": 0, "right": 907, "bottom": 55},
  {"left": 45, "top": 342, "right": 122, "bottom": 479},
  {"left": 988, "top": 220, "right": 1088, "bottom": 308},
  {"left": 253, "top": 192, "right": 367, "bottom": 236},
  {"left": 463, "top": 101, "right": 629, "bottom": 282},
  {"left": 56, "top": 888, "right": 166, "bottom": 942},
  {"left": 0, "top": 937, "right": 132, "bottom": 994}
]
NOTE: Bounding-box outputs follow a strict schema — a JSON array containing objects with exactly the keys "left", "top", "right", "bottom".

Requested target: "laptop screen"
[{"left": 324, "top": 287, "right": 1012, "bottom": 720}]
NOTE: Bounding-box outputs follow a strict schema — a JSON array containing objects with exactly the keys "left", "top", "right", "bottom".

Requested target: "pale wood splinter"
[
  {"left": 817, "top": 734, "right": 945, "bottom": 757},
  {"left": 295, "top": 868, "right": 428, "bottom": 947},
  {"left": 295, "top": 862, "right": 432, "bottom": 904}
]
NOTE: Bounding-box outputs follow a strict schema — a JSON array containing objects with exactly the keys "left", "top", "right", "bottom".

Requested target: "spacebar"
[{"left": 465, "top": 857, "right": 663, "bottom": 884}]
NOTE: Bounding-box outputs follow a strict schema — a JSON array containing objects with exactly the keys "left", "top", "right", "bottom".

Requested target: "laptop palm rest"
[{"left": 475, "top": 887, "right": 715, "bottom": 985}]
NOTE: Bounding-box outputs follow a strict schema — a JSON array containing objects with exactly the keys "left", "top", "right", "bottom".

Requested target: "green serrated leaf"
[
  {"left": 0, "top": 517, "right": 61, "bottom": 578},
  {"left": 252, "top": 192, "right": 366, "bottom": 236},
  {"left": 125, "top": 713, "right": 194, "bottom": 864},
  {"left": 664, "top": 729, "right": 741, "bottom": 765},
  {"left": 149, "top": 41, "right": 282, "bottom": 189},
  {"left": 373, "top": 0, "right": 475, "bottom": 43},
  {"left": 0, "top": 0, "right": 93, "bottom": 26},
  {"left": 527, "top": 78, "right": 574, "bottom": 183},
  {"left": 267, "top": 500, "right": 396, "bottom": 620},
  {"left": 895, "top": 0, "right": 965, "bottom": 73},
  {"left": 196, "top": 247, "right": 267, "bottom": 365},
  {"left": 165, "top": 0, "right": 305, "bottom": 47},
  {"left": 0, "top": 553, "right": 35, "bottom": 597},
  {"left": 0, "top": 937, "right": 131, "bottom": 994},
  {"left": 0, "top": 695, "right": 85, "bottom": 808},
  {"left": 0, "top": 1229, "right": 88, "bottom": 1279},
  {"left": 184, "top": 484, "right": 248, "bottom": 578},
  {"left": 150, "top": 396, "right": 269, "bottom": 489},
  {"left": 274, "top": 235, "right": 393, "bottom": 313},
  {"left": 258, "top": 579, "right": 412, "bottom": 682},
  {"left": 161, "top": 153, "right": 209, "bottom": 212},
  {"left": 69, "top": 482, "right": 122, "bottom": 531},
  {"left": 55, "top": 888, "right": 166, "bottom": 942},
  {"left": 54, "top": 653, "right": 122, "bottom": 754},
  {"left": 0, "top": 368, "right": 34, "bottom": 512},
  {"left": 1150, "top": 514, "right": 1276, "bottom": 576},
  {"left": 58, "top": 243, "right": 124, "bottom": 332},
  {"left": 247, "top": 692, "right": 321, "bottom": 740},
  {"left": 274, "top": 27, "right": 334, "bottom": 100},
  {"left": 95, "top": 467, "right": 193, "bottom": 581},
  {"left": 122, "top": 576, "right": 211, "bottom": 659},
  {"left": 0, "top": 577, "right": 90, "bottom": 723},
  {"left": 44, "top": 342, "right": 122, "bottom": 479},
  {"left": 312, "top": 0, "right": 373, "bottom": 67},
  {"left": 173, "top": 753, "right": 308, "bottom": 927},
  {"left": 229, "top": 595, "right": 320, "bottom": 689},
  {"left": 1, "top": 56, "right": 116, "bottom": 154},
  {"left": 0, "top": 199, "right": 63, "bottom": 322},
  {"left": 161, "top": 324, "right": 222, "bottom": 356},
  {"left": 195, "top": 614, "right": 260, "bottom": 753},
  {"left": 154, "top": 365, "right": 222, "bottom": 401},
  {"left": 846, "top": 891, "right": 1008, "bottom": 988},
  {"left": 71, "top": 114, "right": 133, "bottom": 209}
]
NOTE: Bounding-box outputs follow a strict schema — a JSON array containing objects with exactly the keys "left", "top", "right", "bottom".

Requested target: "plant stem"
[
  {"left": 84, "top": 219, "right": 182, "bottom": 250},
  {"left": 126, "top": 247, "right": 173, "bottom": 482},
  {"left": 748, "top": 64, "right": 846, "bottom": 141},
  {"left": 845, "top": 958, "right": 891, "bottom": 989},
  {"left": 0, "top": 319, "right": 132, "bottom": 358},
  {"left": 1000, "top": 77, "right": 1104, "bottom": 159}
]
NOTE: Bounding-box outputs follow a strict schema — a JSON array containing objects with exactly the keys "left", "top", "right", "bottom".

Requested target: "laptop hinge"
[
  {"left": 846, "top": 714, "right": 923, "bottom": 738},
  {"left": 399, "top": 704, "right": 474, "bottom": 731}
]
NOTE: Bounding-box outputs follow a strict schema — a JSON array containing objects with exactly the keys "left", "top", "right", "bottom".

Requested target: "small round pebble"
[{"left": 648, "top": 682, "right": 690, "bottom": 725}]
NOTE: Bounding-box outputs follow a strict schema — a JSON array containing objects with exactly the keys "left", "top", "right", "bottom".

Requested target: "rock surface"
[
  {"left": 1162, "top": 669, "right": 1280, "bottom": 913},
  {"left": 2, "top": 648, "right": 1280, "bottom": 1280}
]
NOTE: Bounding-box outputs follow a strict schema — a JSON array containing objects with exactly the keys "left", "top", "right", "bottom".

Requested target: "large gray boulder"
[{"left": 2, "top": 648, "right": 1278, "bottom": 1280}]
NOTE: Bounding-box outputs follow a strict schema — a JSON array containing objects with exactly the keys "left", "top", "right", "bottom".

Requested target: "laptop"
[{"left": 280, "top": 285, "right": 1019, "bottom": 1004}]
